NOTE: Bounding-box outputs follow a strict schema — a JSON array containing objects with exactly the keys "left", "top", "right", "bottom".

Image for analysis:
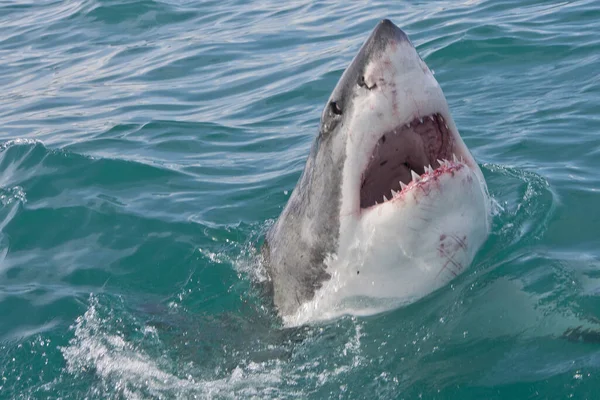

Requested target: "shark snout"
[{"left": 371, "top": 19, "right": 410, "bottom": 46}]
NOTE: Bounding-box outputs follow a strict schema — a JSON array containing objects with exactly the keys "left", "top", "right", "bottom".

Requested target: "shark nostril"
[{"left": 358, "top": 75, "right": 377, "bottom": 90}]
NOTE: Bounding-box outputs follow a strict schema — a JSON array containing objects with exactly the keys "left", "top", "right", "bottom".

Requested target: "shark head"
[{"left": 264, "top": 19, "right": 491, "bottom": 321}]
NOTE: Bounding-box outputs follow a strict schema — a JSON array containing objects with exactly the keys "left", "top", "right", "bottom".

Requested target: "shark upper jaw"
[
  {"left": 321, "top": 20, "right": 486, "bottom": 222},
  {"left": 330, "top": 20, "right": 487, "bottom": 220}
]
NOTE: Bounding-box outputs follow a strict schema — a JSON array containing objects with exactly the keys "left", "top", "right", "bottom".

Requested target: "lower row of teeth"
[{"left": 379, "top": 154, "right": 464, "bottom": 203}]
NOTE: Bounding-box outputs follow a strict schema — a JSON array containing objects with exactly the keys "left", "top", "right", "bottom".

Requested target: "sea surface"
[{"left": 1, "top": 0, "right": 599, "bottom": 398}]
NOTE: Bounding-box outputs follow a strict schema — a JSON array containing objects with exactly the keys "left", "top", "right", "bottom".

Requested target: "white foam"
[
  {"left": 60, "top": 294, "right": 370, "bottom": 398},
  {"left": 60, "top": 295, "right": 299, "bottom": 399},
  {"left": 0, "top": 138, "right": 41, "bottom": 151},
  {"left": 0, "top": 186, "right": 26, "bottom": 207}
]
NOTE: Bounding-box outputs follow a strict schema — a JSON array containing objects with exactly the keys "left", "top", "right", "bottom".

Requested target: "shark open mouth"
[{"left": 360, "top": 113, "right": 466, "bottom": 209}]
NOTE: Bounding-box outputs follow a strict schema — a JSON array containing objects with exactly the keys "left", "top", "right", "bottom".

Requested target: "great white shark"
[{"left": 263, "top": 19, "right": 492, "bottom": 321}]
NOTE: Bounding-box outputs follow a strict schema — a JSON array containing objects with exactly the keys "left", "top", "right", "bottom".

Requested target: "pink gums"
[{"left": 387, "top": 161, "right": 465, "bottom": 206}]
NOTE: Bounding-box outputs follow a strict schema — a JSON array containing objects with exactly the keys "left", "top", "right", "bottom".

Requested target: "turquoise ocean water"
[{"left": 1, "top": 0, "right": 599, "bottom": 398}]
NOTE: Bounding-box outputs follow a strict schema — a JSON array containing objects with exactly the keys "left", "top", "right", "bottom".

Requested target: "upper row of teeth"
[
  {"left": 379, "top": 154, "right": 464, "bottom": 203},
  {"left": 404, "top": 114, "right": 448, "bottom": 130}
]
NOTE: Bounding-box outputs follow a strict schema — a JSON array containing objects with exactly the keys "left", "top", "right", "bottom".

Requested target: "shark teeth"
[
  {"left": 382, "top": 156, "right": 468, "bottom": 203},
  {"left": 431, "top": 156, "right": 467, "bottom": 170},
  {"left": 411, "top": 170, "right": 420, "bottom": 182},
  {"left": 375, "top": 151, "right": 468, "bottom": 204}
]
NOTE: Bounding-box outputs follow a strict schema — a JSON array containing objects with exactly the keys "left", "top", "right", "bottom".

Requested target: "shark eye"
[{"left": 329, "top": 101, "right": 343, "bottom": 115}]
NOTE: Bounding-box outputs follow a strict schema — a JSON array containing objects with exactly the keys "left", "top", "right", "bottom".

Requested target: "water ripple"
[{"left": 1, "top": 0, "right": 600, "bottom": 398}]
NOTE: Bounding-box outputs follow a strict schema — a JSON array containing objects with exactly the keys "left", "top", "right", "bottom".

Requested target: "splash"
[{"left": 60, "top": 295, "right": 298, "bottom": 399}]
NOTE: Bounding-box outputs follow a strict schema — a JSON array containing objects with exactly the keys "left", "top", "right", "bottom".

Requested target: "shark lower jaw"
[
  {"left": 352, "top": 135, "right": 490, "bottom": 273},
  {"left": 334, "top": 160, "right": 490, "bottom": 304}
]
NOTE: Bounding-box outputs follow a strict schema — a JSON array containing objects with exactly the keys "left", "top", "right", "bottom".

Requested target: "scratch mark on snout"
[
  {"left": 436, "top": 233, "right": 465, "bottom": 279},
  {"left": 436, "top": 247, "right": 463, "bottom": 279},
  {"left": 450, "top": 234, "right": 468, "bottom": 251}
]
